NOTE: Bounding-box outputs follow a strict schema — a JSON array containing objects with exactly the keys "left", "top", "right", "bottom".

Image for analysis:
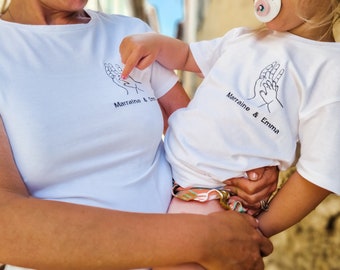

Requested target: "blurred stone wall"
[{"left": 196, "top": 1, "right": 340, "bottom": 269}]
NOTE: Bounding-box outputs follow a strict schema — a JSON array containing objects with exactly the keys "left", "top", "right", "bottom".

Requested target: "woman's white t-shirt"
[{"left": 0, "top": 10, "right": 178, "bottom": 213}]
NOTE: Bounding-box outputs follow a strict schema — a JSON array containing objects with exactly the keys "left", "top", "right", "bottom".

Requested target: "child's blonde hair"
[
  {"left": 1, "top": 0, "right": 9, "bottom": 14},
  {"left": 300, "top": 0, "right": 340, "bottom": 41},
  {"left": 255, "top": 0, "right": 340, "bottom": 41}
]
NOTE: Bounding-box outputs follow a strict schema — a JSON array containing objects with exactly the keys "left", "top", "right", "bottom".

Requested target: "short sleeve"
[
  {"left": 150, "top": 62, "right": 179, "bottom": 99},
  {"left": 297, "top": 101, "right": 340, "bottom": 194},
  {"left": 189, "top": 27, "right": 252, "bottom": 76},
  {"left": 114, "top": 14, "right": 179, "bottom": 99}
]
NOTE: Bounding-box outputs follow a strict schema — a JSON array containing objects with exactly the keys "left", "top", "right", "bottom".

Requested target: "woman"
[{"left": 0, "top": 1, "right": 276, "bottom": 269}]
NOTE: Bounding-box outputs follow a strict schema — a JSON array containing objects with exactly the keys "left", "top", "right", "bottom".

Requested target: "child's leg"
[
  {"left": 153, "top": 198, "right": 224, "bottom": 270},
  {"left": 153, "top": 264, "right": 204, "bottom": 270},
  {"left": 168, "top": 197, "right": 224, "bottom": 214}
]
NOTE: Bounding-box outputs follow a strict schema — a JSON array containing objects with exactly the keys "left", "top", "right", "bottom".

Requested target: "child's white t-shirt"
[{"left": 165, "top": 27, "right": 340, "bottom": 194}]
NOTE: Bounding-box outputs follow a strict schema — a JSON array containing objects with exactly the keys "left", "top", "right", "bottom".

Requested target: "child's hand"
[{"left": 119, "top": 33, "right": 161, "bottom": 79}]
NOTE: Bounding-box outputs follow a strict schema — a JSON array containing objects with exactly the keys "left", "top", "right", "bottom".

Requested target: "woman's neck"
[{"left": 1, "top": 1, "right": 90, "bottom": 25}]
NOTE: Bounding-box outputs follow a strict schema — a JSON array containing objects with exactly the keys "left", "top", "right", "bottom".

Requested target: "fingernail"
[{"left": 249, "top": 172, "right": 258, "bottom": 181}]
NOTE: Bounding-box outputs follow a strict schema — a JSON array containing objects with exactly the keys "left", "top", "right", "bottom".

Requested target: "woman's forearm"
[
  {"left": 0, "top": 191, "right": 274, "bottom": 270},
  {"left": 0, "top": 118, "right": 198, "bottom": 269},
  {"left": 0, "top": 118, "right": 272, "bottom": 270},
  {"left": 0, "top": 194, "right": 208, "bottom": 269}
]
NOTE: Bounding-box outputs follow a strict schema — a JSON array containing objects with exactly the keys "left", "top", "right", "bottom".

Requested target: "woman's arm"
[
  {"left": 120, "top": 33, "right": 200, "bottom": 79},
  {"left": 0, "top": 117, "right": 272, "bottom": 270},
  {"left": 258, "top": 171, "right": 331, "bottom": 237}
]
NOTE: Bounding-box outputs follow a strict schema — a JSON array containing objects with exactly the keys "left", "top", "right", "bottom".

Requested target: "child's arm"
[
  {"left": 120, "top": 33, "right": 200, "bottom": 78},
  {"left": 258, "top": 171, "right": 331, "bottom": 237}
]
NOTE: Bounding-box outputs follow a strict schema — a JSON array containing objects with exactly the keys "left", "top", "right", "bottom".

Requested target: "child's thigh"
[{"left": 168, "top": 197, "right": 224, "bottom": 215}]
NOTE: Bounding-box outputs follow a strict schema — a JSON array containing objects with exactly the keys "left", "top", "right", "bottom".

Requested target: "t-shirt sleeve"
[
  {"left": 189, "top": 27, "right": 252, "bottom": 76},
  {"left": 150, "top": 62, "right": 179, "bottom": 99},
  {"left": 115, "top": 14, "right": 179, "bottom": 99},
  {"left": 296, "top": 101, "right": 340, "bottom": 194}
]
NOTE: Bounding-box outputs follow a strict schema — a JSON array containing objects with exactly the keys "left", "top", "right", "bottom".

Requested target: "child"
[{"left": 120, "top": 0, "right": 340, "bottom": 268}]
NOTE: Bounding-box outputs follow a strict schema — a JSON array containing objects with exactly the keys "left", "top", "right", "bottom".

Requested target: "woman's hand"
[
  {"left": 224, "top": 166, "right": 279, "bottom": 215},
  {"left": 198, "top": 211, "right": 273, "bottom": 270}
]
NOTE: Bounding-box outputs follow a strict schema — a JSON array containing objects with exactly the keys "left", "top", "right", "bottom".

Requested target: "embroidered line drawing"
[
  {"left": 104, "top": 63, "right": 144, "bottom": 95},
  {"left": 248, "top": 61, "right": 284, "bottom": 113}
]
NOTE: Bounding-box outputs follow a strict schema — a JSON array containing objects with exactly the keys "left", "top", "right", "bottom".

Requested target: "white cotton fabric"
[
  {"left": 0, "top": 10, "right": 178, "bottom": 213},
  {"left": 165, "top": 27, "right": 340, "bottom": 194},
  {"left": 0, "top": 9, "right": 179, "bottom": 270}
]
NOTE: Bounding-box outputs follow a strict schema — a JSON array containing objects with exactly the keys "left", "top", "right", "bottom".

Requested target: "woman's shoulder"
[{"left": 87, "top": 9, "right": 149, "bottom": 28}]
